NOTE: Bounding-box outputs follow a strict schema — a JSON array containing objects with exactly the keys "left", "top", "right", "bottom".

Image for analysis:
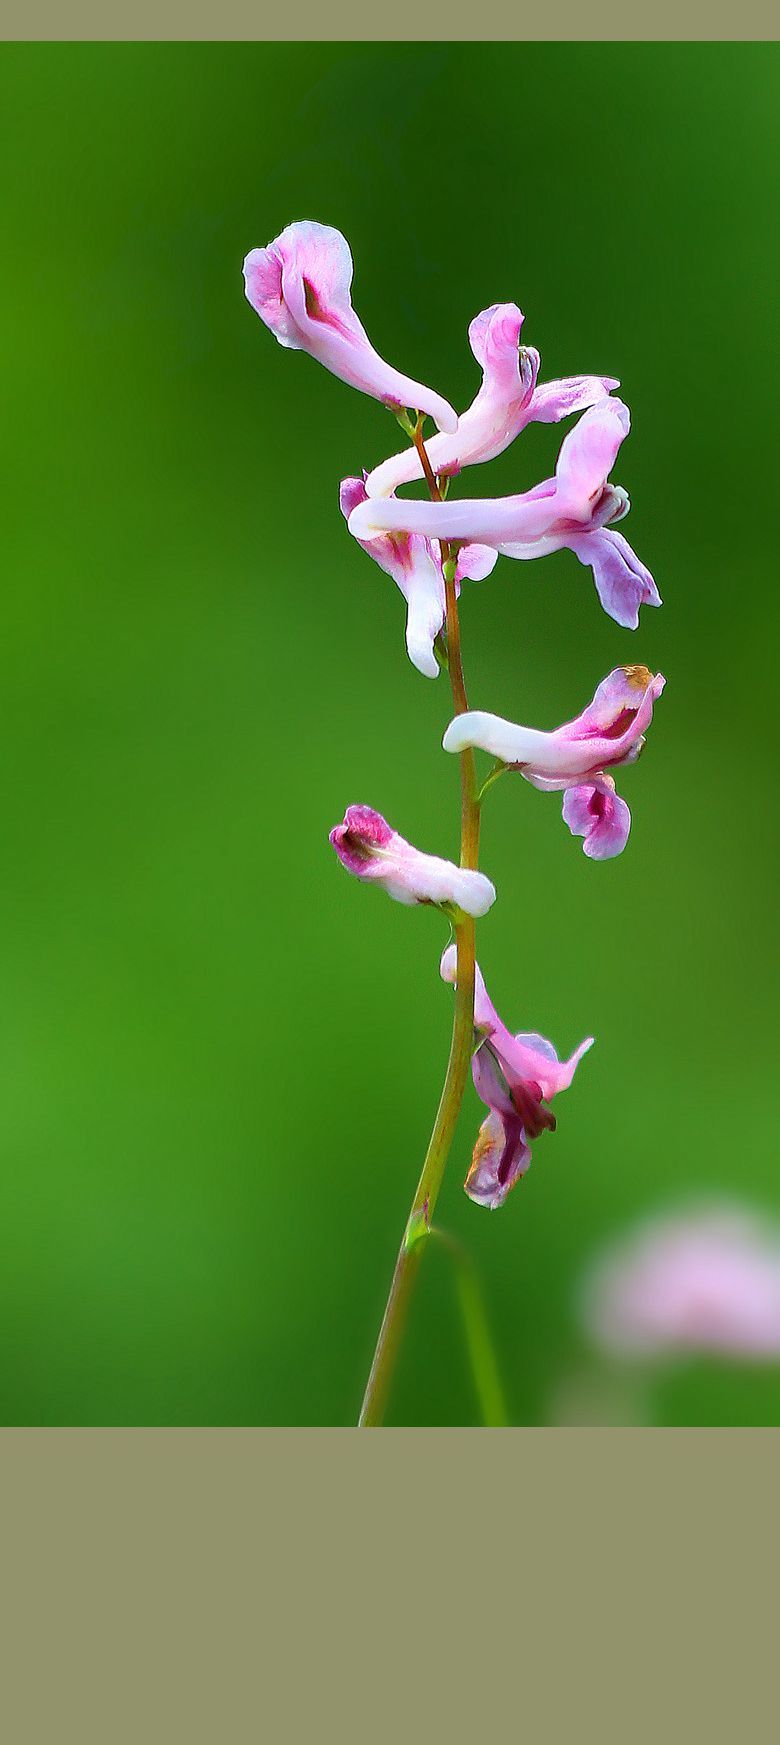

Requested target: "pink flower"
[
  {"left": 443, "top": 665, "right": 665, "bottom": 860},
  {"left": 440, "top": 944, "right": 593, "bottom": 1209},
  {"left": 365, "top": 302, "right": 617, "bottom": 498},
  {"left": 243, "top": 221, "right": 457, "bottom": 431},
  {"left": 349, "top": 401, "right": 661, "bottom": 629},
  {"left": 581, "top": 1206, "right": 780, "bottom": 1360},
  {"left": 340, "top": 478, "right": 496, "bottom": 679},
  {"left": 330, "top": 807, "right": 495, "bottom": 916}
]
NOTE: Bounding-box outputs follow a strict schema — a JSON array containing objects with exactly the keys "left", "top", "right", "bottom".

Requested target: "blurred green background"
[{"left": 1, "top": 42, "right": 778, "bottom": 1424}]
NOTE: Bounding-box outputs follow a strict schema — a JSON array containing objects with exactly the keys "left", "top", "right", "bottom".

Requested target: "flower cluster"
[{"left": 245, "top": 221, "right": 665, "bottom": 1211}]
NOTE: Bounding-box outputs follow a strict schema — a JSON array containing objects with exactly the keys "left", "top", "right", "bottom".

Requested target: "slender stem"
[
  {"left": 357, "top": 914, "right": 476, "bottom": 1425},
  {"left": 432, "top": 1228, "right": 509, "bottom": 1427},
  {"left": 358, "top": 428, "right": 482, "bottom": 1426},
  {"left": 477, "top": 759, "right": 508, "bottom": 804},
  {"left": 413, "top": 418, "right": 442, "bottom": 500}
]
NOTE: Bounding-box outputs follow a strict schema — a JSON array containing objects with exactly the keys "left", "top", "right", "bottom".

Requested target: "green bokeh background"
[{"left": 2, "top": 42, "right": 778, "bottom": 1425}]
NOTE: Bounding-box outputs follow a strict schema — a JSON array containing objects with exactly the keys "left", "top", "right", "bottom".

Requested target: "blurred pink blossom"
[{"left": 581, "top": 1206, "right": 780, "bottom": 1360}]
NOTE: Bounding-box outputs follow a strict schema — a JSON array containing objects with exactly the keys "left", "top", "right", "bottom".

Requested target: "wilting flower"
[
  {"left": 443, "top": 665, "right": 665, "bottom": 859},
  {"left": 441, "top": 944, "right": 593, "bottom": 1208},
  {"left": 330, "top": 807, "right": 495, "bottom": 916},
  {"left": 243, "top": 221, "right": 457, "bottom": 432},
  {"left": 340, "top": 479, "right": 496, "bottom": 679},
  {"left": 581, "top": 1206, "right": 780, "bottom": 1360},
  {"left": 349, "top": 400, "right": 660, "bottom": 629},
  {"left": 365, "top": 302, "right": 617, "bottom": 499}
]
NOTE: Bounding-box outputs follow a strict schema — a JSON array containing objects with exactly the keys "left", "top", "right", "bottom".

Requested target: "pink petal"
[
  {"left": 464, "top": 1108, "right": 532, "bottom": 1210},
  {"left": 569, "top": 528, "right": 661, "bottom": 629},
  {"left": 455, "top": 543, "right": 499, "bottom": 583},
  {"left": 554, "top": 400, "right": 630, "bottom": 516},
  {"left": 340, "top": 477, "right": 446, "bottom": 679},
  {"left": 562, "top": 779, "right": 631, "bottom": 859},
  {"left": 529, "top": 374, "right": 620, "bottom": 424}
]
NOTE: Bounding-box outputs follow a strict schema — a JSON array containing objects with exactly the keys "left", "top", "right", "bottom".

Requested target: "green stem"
[
  {"left": 477, "top": 759, "right": 508, "bottom": 804},
  {"left": 357, "top": 911, "right": 476, "bottom": 1426},
  {"left": 358, "top": 452, "right": 482, "bottom": 1425},
  {"left": 432, "top": 1228, "right": 509, "bottom": 1427}
]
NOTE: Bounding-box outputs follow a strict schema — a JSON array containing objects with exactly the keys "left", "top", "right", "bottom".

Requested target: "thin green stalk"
[
  {"left": 433, "top": 1228, "right": 509, "bottom": 1427},
  {"left": 357, "top": 913, "right": 476, "bottom": 1426},
  {"left": 358, "top": 425, "right": 482, "bottom": 1426}
]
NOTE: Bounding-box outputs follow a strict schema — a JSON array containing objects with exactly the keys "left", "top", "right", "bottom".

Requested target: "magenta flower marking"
[
  {"left": 582, "top": 1207, "right": 780, "bottom": 1360},
  {"left": 340, "top": 478, "right": 497, "bottom": 679},
  {"left": 365, "top": 301, "right": 617, "bottom": 499},
  {"left": 243, "top": 221, "right": 457, "bottom": 431},
  {"left": 330, "top": 806, "right": 496, "bottom": 917},
  {"left": 349, "top": 400, "right": 661, "bottom": 628},
  {"left": 440, "top": 945, "right": 593, "bottom": 1209},
  {"left": 443, "top": 665, "right": 665, "bottom": 859}
]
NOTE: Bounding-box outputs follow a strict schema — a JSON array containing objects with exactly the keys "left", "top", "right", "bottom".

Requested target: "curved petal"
[
  {"left": 403, "top": 562, "right": 447, "bottom": 679},
  {"left": 244, "top": 222, "right": 457, "bottom": 431},
  {"left": 440, "top": 943, "right": 498, "bottom": 1034},
  {"left": 464, "top": 1108, "right": 531, "bottom": 1209},
  {"left": 441, "top": 947, "right": 593, "bottom": 1102},
  {"left": 340, "top": 477, "right": 446, "bottom": 679},
  {"left": 569, "top": 528, "right": 661, "bottom": 629},
  {"left": 349, "top": 484, "right": 560, "bottom": 550},
  {"left": 554, "top": 400, "right": 630, "bottom": 516},
  {"left": 529, "top": 373, "right": 619, "bottom": 424},
  {"left": 562, "top": 779, "right": 631, "bottom": 859},
  {"left": 570, "top": 665, "right": 665, "bottom": 737},
  {"left": 443, "top": 709, "right": 565, "bottom": 768},
  {"left": 501, "top": 1030, "right": 594, "bottom": 1102},
  {"left": 455, "top": 543, "right": 499, "bottom": 583}
]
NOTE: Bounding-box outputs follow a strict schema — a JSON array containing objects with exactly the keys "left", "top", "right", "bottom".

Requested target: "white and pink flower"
[
  {"left": 441, "top": 945, "right": 593, "bottom": 1208},
  {"left": 443, "top": 665, "right": 665, "bottom": 858},
  {"left": 330, "top": 807, "right": 495, "bottom": 917},
  {"left": 243, "top": 221, "right": 457, "bottom": 431}
]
